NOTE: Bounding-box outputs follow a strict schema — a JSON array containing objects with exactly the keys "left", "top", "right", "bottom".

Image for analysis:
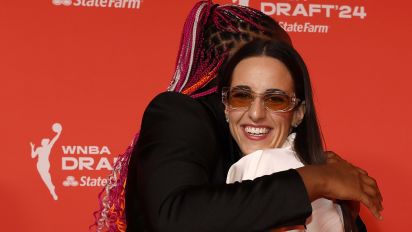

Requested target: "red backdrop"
[{"left": 1, "top": 0, "right": 411, "bottom": 231}]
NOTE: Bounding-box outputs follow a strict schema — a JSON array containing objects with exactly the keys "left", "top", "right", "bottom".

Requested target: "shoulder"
[
  {"left": 148, "top": 91, "right": 211, "bottom": 115},
  {"left": 150, "top": 91, "right": 194, "bottom": 105},
  {"left": 143, "top": 91, "right": 216, "bottom": 128},
  {"left": 139, "top": 91, "right": 219, "bottom": 152}
]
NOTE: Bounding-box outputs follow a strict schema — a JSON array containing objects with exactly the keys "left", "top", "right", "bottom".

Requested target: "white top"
[{"left": 226, "top": 133, "right": 344, "bottom": 232}]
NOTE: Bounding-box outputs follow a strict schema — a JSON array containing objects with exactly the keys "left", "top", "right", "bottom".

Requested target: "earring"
[
  {"left": 226, "top": 117, "right": 229, "bottom": 123},
  {"left": 292, "top": 121, "right": 301, "bottom": 128}
]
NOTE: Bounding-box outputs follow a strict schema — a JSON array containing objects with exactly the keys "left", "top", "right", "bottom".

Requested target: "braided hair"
[
  {"left": 92, "top": 1, "right": 291, "bottom": 231},
  {"left": 168, "top": 1, "right": 291, "bottom": 98}
]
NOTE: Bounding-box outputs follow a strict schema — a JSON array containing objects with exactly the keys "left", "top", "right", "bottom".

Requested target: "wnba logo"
[{"left": 30, "top": 123, "right": 62, "bottom": 201}]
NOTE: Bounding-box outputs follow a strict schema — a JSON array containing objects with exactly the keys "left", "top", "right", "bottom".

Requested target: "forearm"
[
  {"left": 296, "top": 153, "right": 383, "bottom": 220},
  {"left": 137, "top": 169, "right": 311, "bottom": 232},
  {"left": 31, "top": 149, "right": 37, "bottom": 158},
  {"left": 50, "top": 133, "right": 60, "bottom": 146},
  {"left": 296, "top": 165, "right": 325, "bottom": 202}
]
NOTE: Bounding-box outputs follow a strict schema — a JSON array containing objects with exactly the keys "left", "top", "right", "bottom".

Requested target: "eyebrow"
[
  {"left": 265, "top": 89, "right": 287, "bottom": 95},
  {"left": 231, "top": 85, "right": 287, "bottom": 94},
  {"left": 231, "top": 85, "right": 251, "bottom": 91}
]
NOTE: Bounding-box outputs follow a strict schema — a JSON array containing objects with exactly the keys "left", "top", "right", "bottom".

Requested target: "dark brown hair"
[{"left": 218, "top": 39, "right": 357, "bottom": 232}]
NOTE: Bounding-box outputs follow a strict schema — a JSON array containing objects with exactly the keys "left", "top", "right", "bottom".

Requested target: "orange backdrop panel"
[{"left": 1, "top": 0, "right": 411, "bottom": 231}]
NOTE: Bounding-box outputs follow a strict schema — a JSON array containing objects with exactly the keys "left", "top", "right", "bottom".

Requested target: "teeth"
[{"left": 245, "top": 126, "right": 269, "bottom": 136}]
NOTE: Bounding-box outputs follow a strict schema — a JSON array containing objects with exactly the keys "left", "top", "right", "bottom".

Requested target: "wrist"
[{"left": 296, "top": 165, "right": 325, "bottom": 202}]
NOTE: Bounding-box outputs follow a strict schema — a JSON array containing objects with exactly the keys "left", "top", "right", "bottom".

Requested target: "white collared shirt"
[{"left": 226, "top": 133, "right": 344, "bottom": 232}]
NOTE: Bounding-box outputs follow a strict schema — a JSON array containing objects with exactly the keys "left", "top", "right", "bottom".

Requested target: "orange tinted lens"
[
  {"left": 229, "top": 90, "right": 253, "bottom": 108},
  {"left": 264, "top": 94, "right": 291, "bottom": 111}
]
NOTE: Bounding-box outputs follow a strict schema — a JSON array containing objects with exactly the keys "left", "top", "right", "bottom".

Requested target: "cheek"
[
  {"left": 269, "top": 112, "right": 294, "bottom": 136},
  {"left": 227, "top": 110, "right": 245, "bottom": 141},
  {"left": 271, "top": 112, "right": 293, "bottom": 126},
  {"left": 227, "top": 109, "right": 244, "bottom": 124},
  {"left": 266, "top": 113, "right": 294, "bottom": 148},
  {"left": 228, "top": 110, "right": 242, "bottom": 128}
]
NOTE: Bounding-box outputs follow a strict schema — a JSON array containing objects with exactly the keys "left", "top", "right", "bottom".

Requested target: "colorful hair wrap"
[{"left": 168, "top": 1, "right": 215, "bottom": 94}]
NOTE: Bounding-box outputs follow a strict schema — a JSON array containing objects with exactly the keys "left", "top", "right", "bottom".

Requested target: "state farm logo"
[
  {"left": 53, "top": 0, "right": 72, "bottom": 6},
  {"left": 63, "top": 176, "right": 79, "bottom": 186},
  {"left": 52, "top": 0, "right": 142, "bottom": 10},
  {"left": 30, "top": 123, "right": 116, "bottom": 200}
]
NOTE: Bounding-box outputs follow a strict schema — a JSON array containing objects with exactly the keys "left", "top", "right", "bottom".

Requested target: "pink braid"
[
  {"left": 168, "top": 1, "right": 213, "bottom": 92},
  {"left": 92, "top": 134, "right": 138, "bottom": 232}
]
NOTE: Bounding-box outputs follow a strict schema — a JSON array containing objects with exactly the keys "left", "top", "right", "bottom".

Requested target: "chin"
[{"left": 241, "top": 145, "right": 265, "bottom": 155}]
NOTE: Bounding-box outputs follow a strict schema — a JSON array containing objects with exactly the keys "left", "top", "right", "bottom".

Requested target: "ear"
[{"left": 292, "top": 101, "right": 305, "bottom": 127}]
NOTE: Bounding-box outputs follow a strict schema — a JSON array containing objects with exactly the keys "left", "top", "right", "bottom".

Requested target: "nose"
[{"left": 248, "top": 97, "right": 266, "bottom": 122}]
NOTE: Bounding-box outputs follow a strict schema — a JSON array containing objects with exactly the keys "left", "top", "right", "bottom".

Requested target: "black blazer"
[{"left": 126, "top": 91, "right": 322, "bottom": 232}]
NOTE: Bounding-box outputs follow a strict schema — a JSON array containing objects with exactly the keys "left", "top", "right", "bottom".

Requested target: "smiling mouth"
[{"left": 244, "top": 126, "right": 270, "bottom": 137}]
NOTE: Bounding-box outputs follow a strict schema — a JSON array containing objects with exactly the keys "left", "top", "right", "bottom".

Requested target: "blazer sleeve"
[{"left": 126, "top": 92, "right": 312, "bottom": 232}]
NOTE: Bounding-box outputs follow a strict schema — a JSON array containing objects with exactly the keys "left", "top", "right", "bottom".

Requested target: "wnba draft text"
[
  {"left": 261, "top": 3, "right": 367, "bottom": 19},
  {"left": 230, "top": 0, "right": 368, "bottom": 34},
  {"left": 61, "top": 145, "right": 117, "bottom": 187},
  {"left": 61, "top": 145, "right": 117, "bottom": 170}
]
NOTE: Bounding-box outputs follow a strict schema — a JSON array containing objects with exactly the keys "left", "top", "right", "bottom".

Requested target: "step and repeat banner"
[{"left": 1, "top": 0, "right": 411, "bottom": 231}]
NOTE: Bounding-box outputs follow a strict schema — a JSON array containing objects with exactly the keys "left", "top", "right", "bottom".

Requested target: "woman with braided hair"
[
  {"left": 93, "top": 2, "right": 293, "bottom": 231},
  {"left": 93, "top": 1, "right": 382, "bottom": 231}
]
